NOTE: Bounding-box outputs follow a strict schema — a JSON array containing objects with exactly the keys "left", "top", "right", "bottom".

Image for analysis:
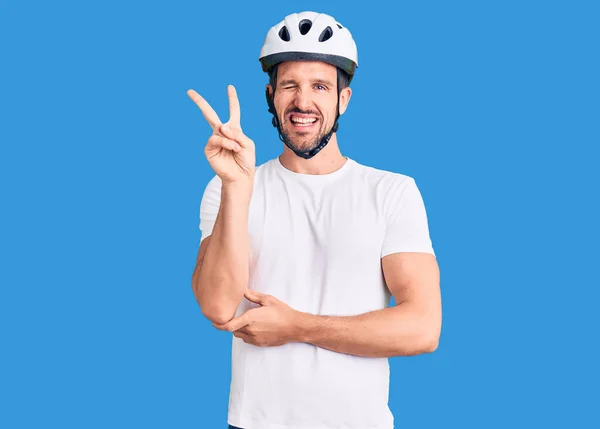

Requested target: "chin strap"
[{"left": 266, "top": 72, "right": 342, "bottom": 160}]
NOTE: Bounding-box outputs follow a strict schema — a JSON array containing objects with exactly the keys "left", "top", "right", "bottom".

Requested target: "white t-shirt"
[{"left": 199, "top": 156, "right": 435, "bottom": 429}]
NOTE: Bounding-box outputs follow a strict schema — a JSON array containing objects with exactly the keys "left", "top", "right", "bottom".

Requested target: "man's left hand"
[{"left": 212, "top": 289, "right": 305, "bottom": 347}]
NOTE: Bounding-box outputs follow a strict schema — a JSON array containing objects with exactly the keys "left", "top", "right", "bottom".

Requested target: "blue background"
[{"left": 1, "top": 0, "right": 599, "bottom": 427}]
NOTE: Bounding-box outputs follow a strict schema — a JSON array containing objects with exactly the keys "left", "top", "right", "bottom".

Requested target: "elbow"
[
  {"left": 202, "top": 306, "right": 235, "bottom": 325},
  {"left": 416, "top": 329, "right": 440, "bottom": 354},
  {"left": 191, "top": 277, "right": 240, "bottom": 325},
  {"left": 192, "top": 292, "right": 235, "bottom": 326},
  {"left": 410, "top": 313, "right": 441, "bottom": 355},
  {"left": 198, "top": 294, "right": 238, "bottom": 324},
  {"left": 200, "top": 296, "right": 241, "bottom": 325},
  {"left": 420, "top": 335, "right": 439, "bottom": 353},
  {"left": 395, "top": 331, "right": 440, "bottom": 357}
]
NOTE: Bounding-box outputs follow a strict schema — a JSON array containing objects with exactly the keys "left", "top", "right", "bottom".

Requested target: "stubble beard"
[{"left": 280, "top": 114, "right": 332, "bottom": 154}]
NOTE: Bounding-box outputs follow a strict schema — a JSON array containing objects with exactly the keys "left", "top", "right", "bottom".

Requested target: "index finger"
[
  {"left": 187, "top": 89, "right": 222, "bottom": 130},
  {"left": 227, "top": 85, "right": 241, "bottom": 128}
]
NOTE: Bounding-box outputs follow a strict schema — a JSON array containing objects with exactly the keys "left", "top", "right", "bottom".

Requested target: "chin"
[
  {"left": 284, "top": 136, "right": 317, "bottom": 152},
  {"left": 280, "top": 120, "right": 330, "bottom": 154},
  {"left": 290, "top": 142, "right": 315, "bottom": 152}
]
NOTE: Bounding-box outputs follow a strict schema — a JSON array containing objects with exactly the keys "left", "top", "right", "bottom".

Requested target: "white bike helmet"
[{"left": 259, "top": 11, "right": 358, "bottom": 80}]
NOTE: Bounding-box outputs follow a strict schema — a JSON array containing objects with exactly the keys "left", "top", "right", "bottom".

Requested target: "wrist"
[
  {"left": 222, "top": 179, "right": 253, "bottom": 201},
  {"left": 293, "top": 311, "right": 316, "bottom": 343}
]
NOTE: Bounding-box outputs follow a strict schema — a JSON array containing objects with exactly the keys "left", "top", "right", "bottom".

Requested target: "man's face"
[{"left": 268, "top": 61, "right": 351, "bottom": 154}]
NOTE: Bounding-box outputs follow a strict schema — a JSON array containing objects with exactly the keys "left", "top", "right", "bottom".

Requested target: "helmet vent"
[
  {"left": 318, "top": 26, "right": 333, "bottom": 42},
  {"left": 278, "top": 26, "right": 290, "bottom": 41},
  {"left": 336, "top": 23, "right": 343, "bottom": 29},
  {"left": 299, "top": 19, "right": 312, "bottom": 35}
]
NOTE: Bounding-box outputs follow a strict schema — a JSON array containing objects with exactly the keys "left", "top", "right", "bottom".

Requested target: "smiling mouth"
[{"left": 288, "top": 114, "right": 319, "bottom": 130}]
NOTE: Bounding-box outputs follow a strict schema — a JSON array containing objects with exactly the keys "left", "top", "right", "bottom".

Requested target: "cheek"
[
  {"left": 274, "top": 94, "right": 291, "bottom": 114},
  {"left": 321, "top": 103, "right": 337, "bottom": 122},
  {"left": 321, "top": 96, "right": 338, "bottom": 114}
]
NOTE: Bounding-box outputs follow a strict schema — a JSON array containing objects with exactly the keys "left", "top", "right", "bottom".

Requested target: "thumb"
[{"left": 244, "top": 289, "right": 272, "bottom": 306}]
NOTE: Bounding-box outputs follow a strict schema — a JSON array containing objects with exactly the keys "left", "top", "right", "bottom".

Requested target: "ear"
[
  {"left": 338, "top": 87, "right": 352, "bottom": 115},
  {"left": 265, "top": 84, "right": 277, "bottom": 117}
]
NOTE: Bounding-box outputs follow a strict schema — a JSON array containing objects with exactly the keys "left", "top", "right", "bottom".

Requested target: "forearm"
[
  {"left": 296, "top": 303, "right": 440, "bottom": 358},
  {"left": 194, "top": 181, "right": 252, "bottom": 324}
]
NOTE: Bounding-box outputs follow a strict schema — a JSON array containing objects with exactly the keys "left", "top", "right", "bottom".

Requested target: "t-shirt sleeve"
[
  {"left": 381, "top": 177, "right": 435, "bottom": 258},
  {"left": 199, "top": 174, "right": 222, "bottom": 244}
]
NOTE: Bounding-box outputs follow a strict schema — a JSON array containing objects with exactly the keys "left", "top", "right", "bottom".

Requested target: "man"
[{"left": 189, "top": 11, "right": 441, "bottom": 429}]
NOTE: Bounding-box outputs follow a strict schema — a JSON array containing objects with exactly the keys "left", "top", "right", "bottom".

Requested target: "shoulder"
[
  {"left": 348, "top": 158, "right": 416, "bottom": 190},
  {"left": 347, "top": 159, "right": 430, "bottom": 217}
]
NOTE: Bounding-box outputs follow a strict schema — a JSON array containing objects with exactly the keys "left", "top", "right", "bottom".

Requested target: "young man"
[{"left": 189, "top": 11, "right": 441, "bottom": 429}]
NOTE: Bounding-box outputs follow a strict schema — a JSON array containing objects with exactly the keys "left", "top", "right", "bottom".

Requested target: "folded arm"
[
  {"left": 296, "top": 252, "right": 441, "bottom": 357},
  {"left": 215, "top": 252, "right": 441, "bottom": 358}
]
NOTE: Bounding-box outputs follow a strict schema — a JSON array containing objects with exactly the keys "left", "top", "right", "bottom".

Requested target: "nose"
[{"left": 293, "top": 88, "right": 312, "bottom": 112}]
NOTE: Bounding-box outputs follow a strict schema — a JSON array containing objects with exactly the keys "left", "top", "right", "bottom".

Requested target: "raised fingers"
[
  {"left": 227, "top": 85, "right": 241, "bottom": 128},
  {"left": 187, "top": 89, "right": 222, "bottom": 130}
]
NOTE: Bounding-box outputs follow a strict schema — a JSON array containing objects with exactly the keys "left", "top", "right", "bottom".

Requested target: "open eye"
[{"left": 315, "top": 84, "right": 327, "bottom": 91}]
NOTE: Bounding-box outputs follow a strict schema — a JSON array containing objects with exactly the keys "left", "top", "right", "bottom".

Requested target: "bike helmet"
[{"left": 259, "top": 11, "right": 358, "bottom": 78}]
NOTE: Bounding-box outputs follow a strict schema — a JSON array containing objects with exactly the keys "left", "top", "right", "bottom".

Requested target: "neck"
[{"left": 279, "top": 133, "right": 347, "bottom": 175}]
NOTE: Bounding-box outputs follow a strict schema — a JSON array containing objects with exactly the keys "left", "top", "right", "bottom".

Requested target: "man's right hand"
[{"left": 187, "top": 85, "right": 256, "bottom": 185}]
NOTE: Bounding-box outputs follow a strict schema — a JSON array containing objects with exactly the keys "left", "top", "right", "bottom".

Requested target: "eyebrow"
[{"left": 279, "top": 78, "right": 334, "bottom": 87}]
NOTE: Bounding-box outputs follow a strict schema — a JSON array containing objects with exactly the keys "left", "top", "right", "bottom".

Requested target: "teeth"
[{"left": 291, "top": 116, "right": 317, "bottom": 124}]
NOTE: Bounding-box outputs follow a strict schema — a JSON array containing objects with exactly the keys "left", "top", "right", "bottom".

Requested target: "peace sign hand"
[{"left": 187, "top": 85, "right": 256, "bottom": 186}]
